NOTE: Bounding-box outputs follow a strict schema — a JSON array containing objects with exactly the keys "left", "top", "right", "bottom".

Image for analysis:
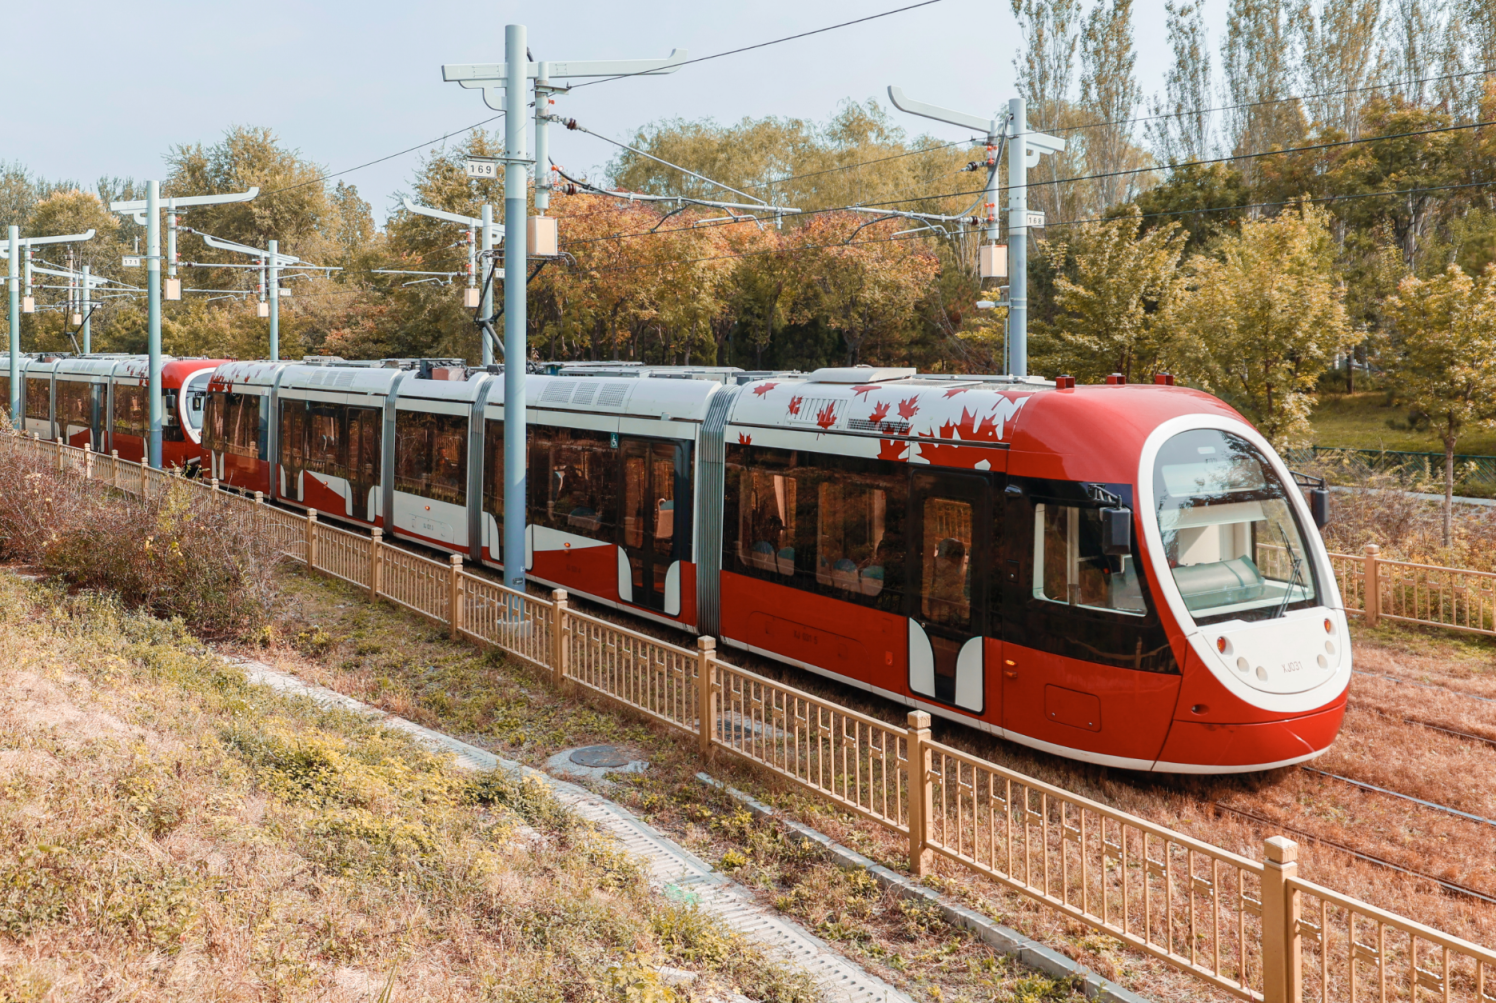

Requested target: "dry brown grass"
[
  {"left": 0, "top": 443, "right": 281, "bottom": 639},
  {"left": 1311, "top": 463, "right": 1496, "bottom": 569},
  {"left": 0, "top": 573, "right": 814, "bottom": 1003}
]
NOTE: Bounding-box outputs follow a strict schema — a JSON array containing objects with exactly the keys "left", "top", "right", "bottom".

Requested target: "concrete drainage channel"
[{"left": 231, "top": 659, "right": 909, "bottom": 1003}]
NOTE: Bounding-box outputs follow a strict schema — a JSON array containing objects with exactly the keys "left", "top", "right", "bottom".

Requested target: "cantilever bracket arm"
[
  {"left": 887, "top": 87, "right": 996, "bottom": 134},
  {"left": 198, "top": 232, "right": 302, "bottom": 265},
  {"left": 443, "top": 50, "right": 688, "bottom": 111},
  {"left": 110, "top": 187, "right": 258, "bottom": 225},
  {"left": 401, "top": 198, "right": 505, "bottom": 242},
  {"left": 0, "top": 229, "right": 97, "bottom": 258}
]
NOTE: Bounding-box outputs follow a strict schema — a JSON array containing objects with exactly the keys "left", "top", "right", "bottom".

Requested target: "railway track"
[
  {"left": 1210, "top": 801, "right": 1496, "bottom": 906},
  {"left": 1353, "top": 667, "right": 1496, "bottom": 703},
  {"left": 1300, "top": 766, "right": 1496, "bottom": 829}
]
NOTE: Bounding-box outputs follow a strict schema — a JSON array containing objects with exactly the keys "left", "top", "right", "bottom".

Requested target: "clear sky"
[{"left": 0, "top": 0, "right": 1226, "bottom": 224}]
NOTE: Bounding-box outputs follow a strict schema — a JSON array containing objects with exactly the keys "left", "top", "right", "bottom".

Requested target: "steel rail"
[{"left": 1301, "top": 767, "right": 1496, "bottom": 829}]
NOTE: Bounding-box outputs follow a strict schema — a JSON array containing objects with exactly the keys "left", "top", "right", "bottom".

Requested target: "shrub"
[{"left": 0, "top": 438, "right": 283, "bottom": 638}]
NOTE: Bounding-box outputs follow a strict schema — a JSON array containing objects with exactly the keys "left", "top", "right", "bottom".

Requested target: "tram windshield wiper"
[{"left": 1273, "top": 522, "right": 1305, "bottom": 619}]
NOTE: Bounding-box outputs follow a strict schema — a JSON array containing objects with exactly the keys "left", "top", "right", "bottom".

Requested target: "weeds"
[{"left": 0, "top": 442, "right": 281, "bottom": 638}]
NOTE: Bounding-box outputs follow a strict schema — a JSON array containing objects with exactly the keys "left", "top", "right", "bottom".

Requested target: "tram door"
[
  {"left": 620, "top": 438, "right": 688, "bottom": 614},
  {"left": 907, "top": 469, "right": 993, "bottom": 715}
]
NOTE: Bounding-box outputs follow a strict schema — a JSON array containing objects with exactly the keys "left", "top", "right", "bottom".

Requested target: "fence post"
[
  {"left": 1261, "top": 837, "right": 1302, "bottom": 1003},
  {"left": 369, "top": 528, "right": 384, "bottom": 600},
  {"left": 305, "top": 509, "right": 319, "bottom": 568},
  {"left": 448, "top": 554, "right": 464, "bottom": 640},
  {"left": 550, "top": 589, "right": 570, "bottom": 686},
  {"left": 82, "top": 443, "right": 92, "bottom": 480},
  {"left": 697, "top": 636, "right": 717, "bottom": 759},
  {"left": 111, "top": 450, "right": 119, "bottom": 490},
  {"left": 906, "top": 710, "right": 933, "bottom": 877},
  {"left": 1363, "top": 543, "right": 1380, "bottom": 627}
]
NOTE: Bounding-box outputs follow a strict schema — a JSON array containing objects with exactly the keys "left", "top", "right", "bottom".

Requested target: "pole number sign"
[{"left": 465, "top": 160, "right": 499, "bottom": 179}]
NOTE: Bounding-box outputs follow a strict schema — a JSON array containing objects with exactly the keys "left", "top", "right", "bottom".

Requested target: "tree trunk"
[{"left": 1444, "top": 433, "right": 1456, "bottom": 549}]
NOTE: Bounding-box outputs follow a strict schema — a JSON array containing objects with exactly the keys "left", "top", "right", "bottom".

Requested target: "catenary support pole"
[
  {"left": 7, "top": 226, "right": 18, "bottom": 421},
  {"left": 481, "top": 203, "right": 494, "bottom": 366},
  {"left": 147, "top": 180, "right": 163, "bottom": 468},
  {"left": 268, "top": 238, "right": 280, "bottom": 362},
  {"left": 80, "top": 265, "right": 91, "bottom": 354},
  {"left": 502, "top": 22, "right": 528, "bottom": 592},
  {"left": 1007, "top": 97, "right": 1028, "bottom": 378}
]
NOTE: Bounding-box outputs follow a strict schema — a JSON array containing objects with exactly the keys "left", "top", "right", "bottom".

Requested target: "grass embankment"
[
  {"left": 1310, "top": 391, "right": 1496, "bottom": 456},
  {"left": 254, "top": 564, "right": 1496, "bottom": 1001},
  {"left": 261, "top": 567, "right": 1098, "bottom": 1003},
  {"left": 0, "top": 574, "right": 811, "bottom": 1002}
]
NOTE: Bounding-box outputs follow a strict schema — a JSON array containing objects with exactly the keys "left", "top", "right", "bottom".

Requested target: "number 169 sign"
[{"left": 465, "top": 160, "right": 498, "bottom": 179}]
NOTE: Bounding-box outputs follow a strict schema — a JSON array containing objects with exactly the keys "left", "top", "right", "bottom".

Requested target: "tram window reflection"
[
  {"left": 920, "top": 498, "right": 973, "bottom": 629},
  {"left": 527, "top": 426, "right": 616, "bottom": 543},
  {"left": 394, "top": 410, "right": 468, "bottom": 505}
]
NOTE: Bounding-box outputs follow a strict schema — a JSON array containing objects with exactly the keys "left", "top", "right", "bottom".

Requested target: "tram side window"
[
  {"left": 394, "top": 410, "right": 468, "bottom": 505},
  {"left": 305, "top": 404, "right": 345, "bottom": 480},
  {"left": 203, "top": 392, "right": 224, "bottom": 451},
  {"left": 483, "top": 420, "right": 504, "bottom": 518},
  {"left": 0, "top": 376, "right": 8, "bottom": 421},
  {"left": 24, "top": 379, "right": 48, "bottom": 421},
  {"left": 345, "top": 407, "right": 381, "bottom": 488},
  {"left": 280, "top": 400, "right": 307, "bottom": 478},
  {"left": 724, "top": 445, "right": 909, "bottom": 612},
  {"left": 1032, "top": 503, "right": 1145, "bottom": 613},
  {"left": 114, "top": 385, "right": 148, "bottom": 438},
  {"left": 528, "top": 425, "right": 616, "bottom": 543},
  {"left": 161, "top": 390, "right": 184, "bottom": 442},
  {"left": 56, "top": 381, "right": 89, "bottom": 429},
  {"left": 919, "top": 495, "right": 974, "bottom": 630}
]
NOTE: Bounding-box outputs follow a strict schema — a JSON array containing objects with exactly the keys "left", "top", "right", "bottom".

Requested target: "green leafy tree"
[
  {"left": 1049, "top": 205, "right": 1186, "bottom": 382},
  {"left": 1170, "top": 202, "right": 1349, "bottom": 447},
  {"left": 1384, "top": 264, "right": 1496, "bottom": 545}
]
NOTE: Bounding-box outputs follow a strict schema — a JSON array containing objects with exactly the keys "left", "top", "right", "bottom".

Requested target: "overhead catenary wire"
[
  {"left": 566, "top": 0, "right": 947, "bottom": 91},
  {"left": 550, "top": 115, "right": 1496, "bottom": 251},
  {"left": 1034, "top": 64, "right": 1496, "bottom": 138},
  {"left": 260, "top": 113, "right": 505, "bottom": 197}
]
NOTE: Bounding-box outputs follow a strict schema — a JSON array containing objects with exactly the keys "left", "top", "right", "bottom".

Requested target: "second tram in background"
[{"left": 189, "top": 354, "right": 1349, "bottom": 775}]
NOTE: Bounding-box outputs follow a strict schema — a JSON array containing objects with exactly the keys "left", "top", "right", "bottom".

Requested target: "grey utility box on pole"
[
  {"left": 3, "top": 227, "right": 96, "bottom": 426},
  {"left": 886, "top": 87, "right": 1064, "bottom": 377},
  {"left": 443, "top": 30, "right": 685, "bottom": 592},
  {"left": 110, "top": 186, "right": 257, "bottom": 467}
]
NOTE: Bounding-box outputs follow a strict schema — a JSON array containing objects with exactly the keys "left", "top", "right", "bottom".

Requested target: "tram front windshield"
[{"left": 1152, "top": 428, "right": 1318, "bottom": 624}]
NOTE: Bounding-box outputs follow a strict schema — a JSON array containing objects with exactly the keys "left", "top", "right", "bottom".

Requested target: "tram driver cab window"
[{"left": 1033, "top": 503, "right": 1145, "bottom": 614}]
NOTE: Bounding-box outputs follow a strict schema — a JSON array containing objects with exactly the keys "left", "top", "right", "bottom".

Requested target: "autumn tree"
[
  {"left": 1384, "top": 264, "right": 1496, "bottom": 545},
  {"left": 1049, "top": 206, "right": 1186, "bottom": 382},
  {"left": 1169, "top": 202, "right": 1349, "bottom": 447}
]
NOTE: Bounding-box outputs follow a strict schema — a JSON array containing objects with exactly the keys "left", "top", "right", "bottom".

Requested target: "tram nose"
[{"left": 1205, "top": 609, "right": 1345, "bottom": 694}]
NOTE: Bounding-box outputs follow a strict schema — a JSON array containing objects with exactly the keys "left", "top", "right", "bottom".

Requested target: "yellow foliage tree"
[
  {"left": 1169, "top": 201, "right": 1349, "bottom": 447},
  {"left": 1050, "top": 205, "right": 1186, "bottom": 382},
  {"left": 1384, "top": 264, "right": 1496, "bottom": 546}
]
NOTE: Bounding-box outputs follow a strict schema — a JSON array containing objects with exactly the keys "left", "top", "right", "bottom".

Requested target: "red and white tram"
[
  {"left": 200, "top": 359, "right": 1349, "bottom": 773},
  {"left": 3, "top": 354, "right": 223, "bottom": 468}
]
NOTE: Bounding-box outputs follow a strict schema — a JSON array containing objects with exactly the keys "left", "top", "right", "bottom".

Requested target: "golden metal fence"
[
  {"left": 924, "top": 739, "right": 1265, "bottom": 999},
  {"left": 314, "top": 522, "right": 372, "bottom": 589},
  {"left": 13, "top": 431, "right": 1496, "bottom": 1003},
  {"left": 714, "top": 660, "right": 910, "bottom": 835},
  {"left": 1287, "top": 848, "right": 1496, "bottom": 1003},
  {"left": 1331, "top": 544, "right": 1496, "bottom": 636},
  {"left": 564, "top": 608, "right": 700, "bottom": 734}
]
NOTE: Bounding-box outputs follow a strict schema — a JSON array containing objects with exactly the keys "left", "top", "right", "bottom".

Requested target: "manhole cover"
[{"left": 569, "top": 745, "right": 633, "bottom": 769}]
